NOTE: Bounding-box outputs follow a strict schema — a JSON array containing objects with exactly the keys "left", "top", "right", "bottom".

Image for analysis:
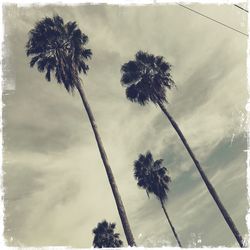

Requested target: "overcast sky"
[{"left": 2, "top": 2, "right": 248, "bottom": 248}]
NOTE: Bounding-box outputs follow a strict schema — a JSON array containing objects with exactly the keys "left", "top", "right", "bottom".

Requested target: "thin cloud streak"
[{"left": 2, "top": 3, "right": 248, "bottom": 247}]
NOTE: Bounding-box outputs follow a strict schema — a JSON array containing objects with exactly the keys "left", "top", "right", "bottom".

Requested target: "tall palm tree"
[
  {"left": 92, "top": 220, "right": 123, "bottom": 248},
  {"left": 120, "top": 51, "right": 244, "bottom": 247},
  {"left": 26, "top": 15, "right": 135, "bottom": 246},
  {"left": 134, "top": 151, "right": 182, "bottom": 247}
]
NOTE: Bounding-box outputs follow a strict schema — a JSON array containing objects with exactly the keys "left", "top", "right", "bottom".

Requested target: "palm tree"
[
  {"left": 120, "top": 51, "right": 244, "bottom": 247},
  {"left": 134, "top": 151, "right": 182, "bottom": 247},
  {"left": 92, "top": 220, "right": 123, "bottom": 248},
  {"left": 26, "top": 15, "right": 135, "bottom": 246}
]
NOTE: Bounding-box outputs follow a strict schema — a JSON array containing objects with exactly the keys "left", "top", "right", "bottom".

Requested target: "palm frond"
[
  {"left": 120, "top": 51, "right": 175, "bottom": 106},
  {"left": 92, "top": 220, "right": 123, "bottom": 248},
  {"left": 26, "top": 15, "right": 92, "bottom": 92},
  {"left": 45, "top": 65, "right": 51, "bottom": 81},
  {"left": 134, "top": 151, "right": 171, "bottom": 202}
]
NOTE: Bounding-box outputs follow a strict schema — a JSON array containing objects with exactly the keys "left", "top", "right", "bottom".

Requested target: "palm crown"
[
  {"left": 26, "top": 15, "right": 92, "bottom": 92},
  {"left": 120, "top": 51, "right": 175, "bottom": 105},
  {"left": 134, "top": 151, "right": 171, "bottom": 201},
  {"left": 92, "top": 220, "right": 123, "bottom": 248}
]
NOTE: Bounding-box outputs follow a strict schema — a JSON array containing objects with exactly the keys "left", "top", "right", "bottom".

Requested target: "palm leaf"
[
  {"left": 134, "top": 151, "right": 171, "bottom": 201},
  {"left": 121, "top": 51, "right": 175, "bottom": 105},
  {"left": 26, "top": 15, "right": 92, "bottom": 92}
]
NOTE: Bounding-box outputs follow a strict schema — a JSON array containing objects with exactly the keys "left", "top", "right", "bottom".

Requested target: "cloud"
[{"left": 2, "top": 3, "right": 248, "bottom": 248}]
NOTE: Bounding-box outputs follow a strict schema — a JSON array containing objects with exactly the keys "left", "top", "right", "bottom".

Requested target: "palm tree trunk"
[
  {"left": 76, "top": 83, "right": 136, "bottom": 246},
  {"left": 160, "top": 199, "right": 182, "bottom": 247},
  {"left": 158, "top": 101, "right": 244, "bottom": 247}
]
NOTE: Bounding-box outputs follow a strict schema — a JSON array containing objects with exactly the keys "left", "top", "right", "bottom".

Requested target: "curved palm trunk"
[
  {"left": 158, "top": 102, "right": 244, "bottom": 248},
  {"left": 160, "top": 199, "right": 182, "bottom": 247},
  {"left": 76, "top": 83, "right": 136, "bottom": 246}
]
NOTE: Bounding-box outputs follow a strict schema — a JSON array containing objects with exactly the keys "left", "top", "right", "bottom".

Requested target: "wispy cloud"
[{"left": 2, "top": 3, "right": 248, "bottom": 247}]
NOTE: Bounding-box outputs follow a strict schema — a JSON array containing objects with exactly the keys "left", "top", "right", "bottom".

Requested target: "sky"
[{"left": 2, "top": 2, "right": 249, "bottom": 248}]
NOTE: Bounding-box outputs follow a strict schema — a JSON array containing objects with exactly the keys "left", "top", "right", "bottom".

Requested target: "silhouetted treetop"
[
  {"left": 26, "top": 15, "right": 92, "bottom": 92},
  {"left": 134, "top": 151, "right": 171, "bottom": 202},
  {"left": 92, "top": 220, "right": 123, "bottom": 248},
  {"left": 121, "top": 51, "right": 175, "bottom": 105}
]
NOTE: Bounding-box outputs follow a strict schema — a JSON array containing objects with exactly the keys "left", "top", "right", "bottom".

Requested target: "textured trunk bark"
[
  {"left": 158, "top": 102, "right": 244, "bottom": 248},
  {"left": 160, "top": 199, "right": 182, "bottom": 247},
  {"left": 76, "top": 83, "right": 136, "bottom": 246}
]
